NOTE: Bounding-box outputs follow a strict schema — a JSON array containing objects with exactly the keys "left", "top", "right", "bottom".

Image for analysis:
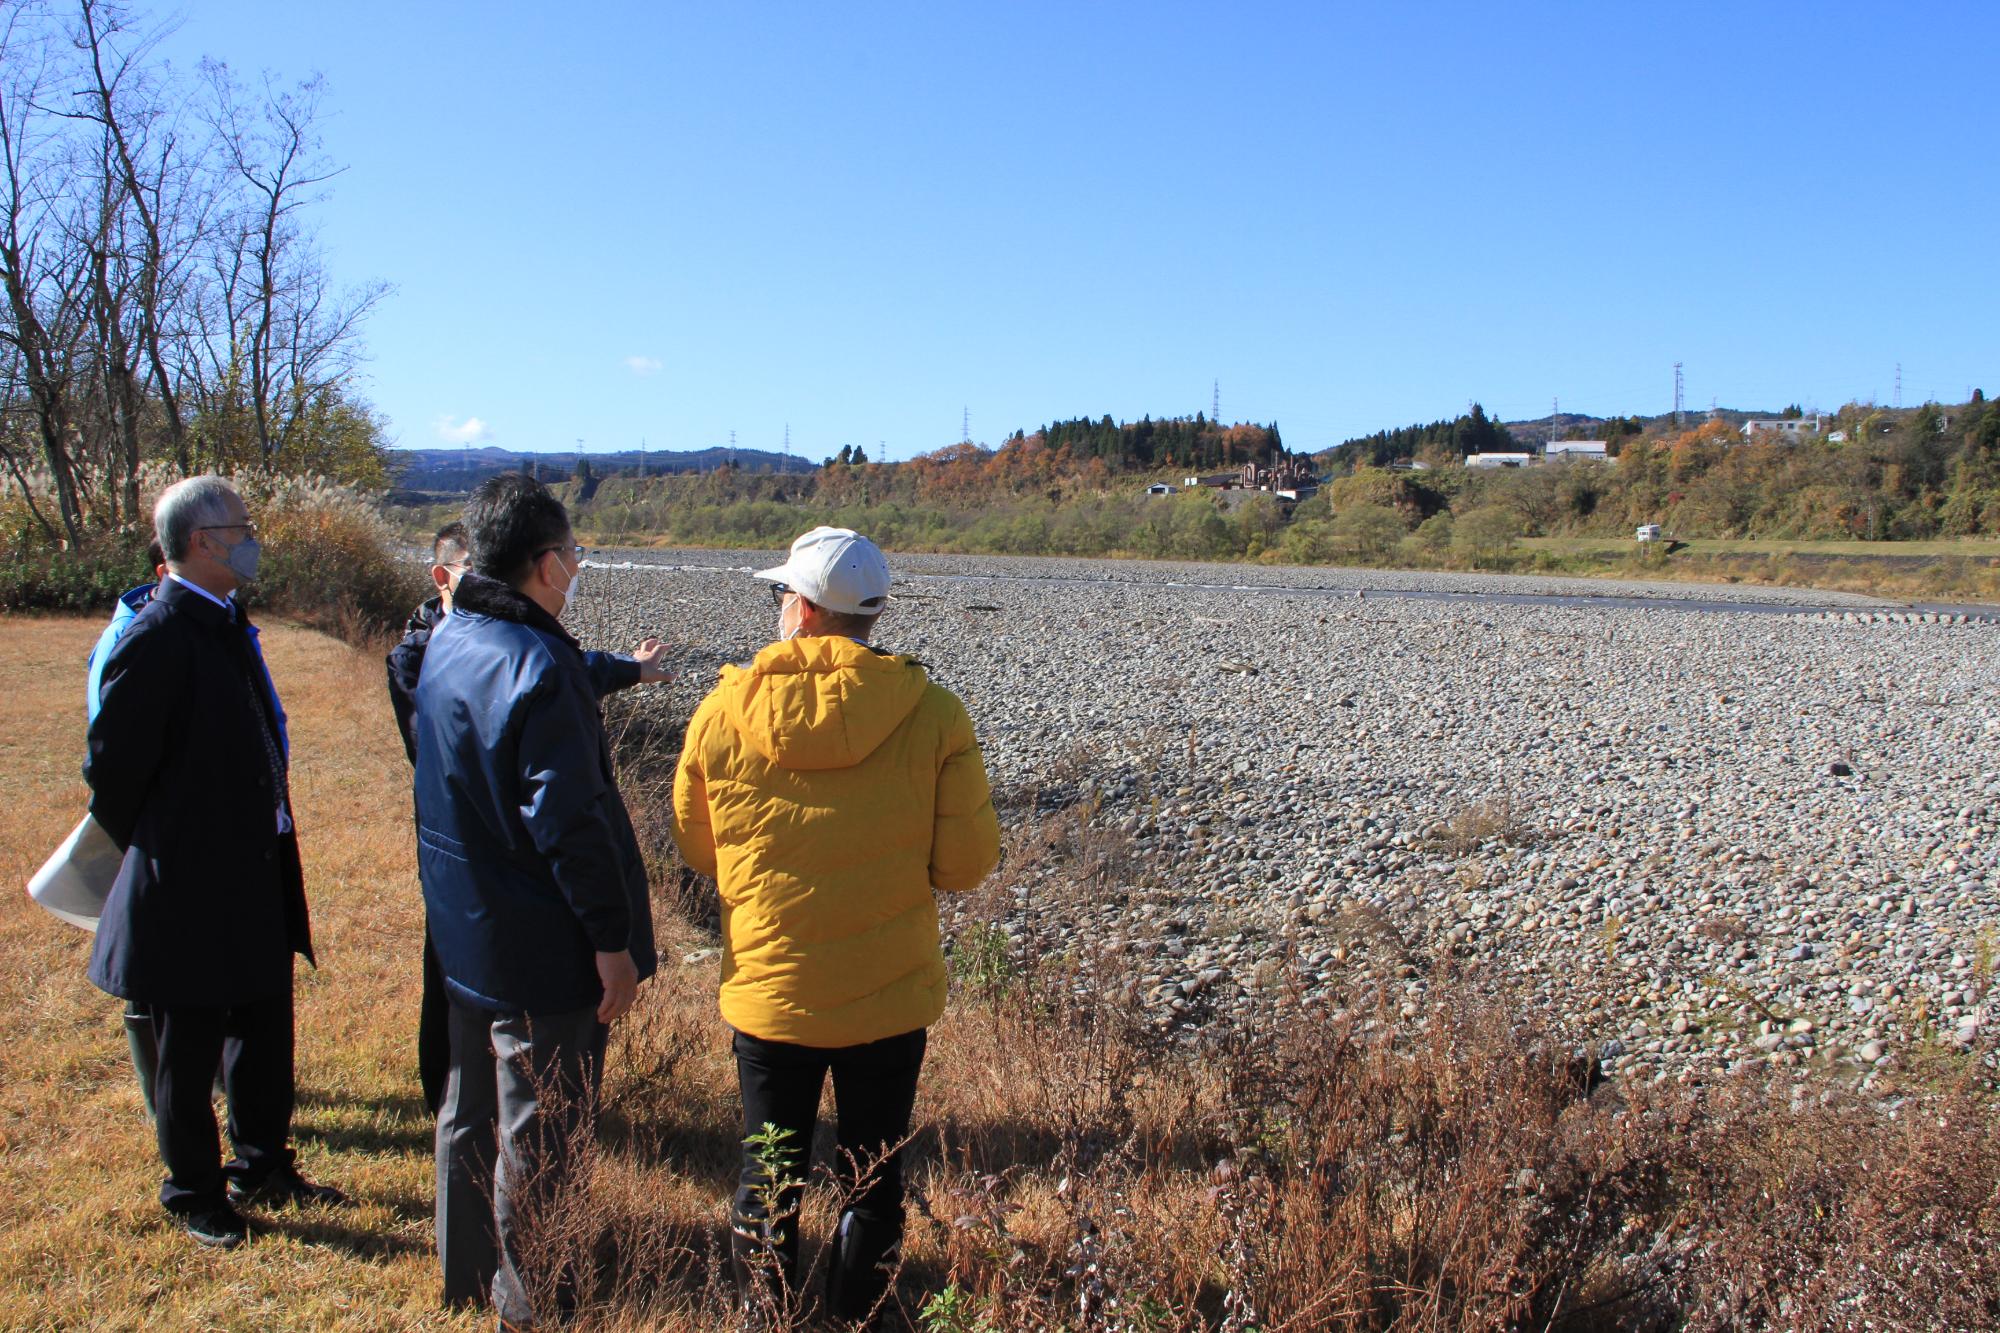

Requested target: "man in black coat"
[
  {"left": 385, "top": 521, "right": 668, "bottom": 1116},
  {"left": 414, "top": 474, "right": 659, "bottom": 1324},
  {"left": 86, "top": 474, "right": 344, "bottom": 1250}
]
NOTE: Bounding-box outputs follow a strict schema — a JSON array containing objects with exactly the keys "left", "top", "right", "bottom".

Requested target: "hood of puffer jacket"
[{"left": 717, "top": 635, "right": 930, "bottom": 771}]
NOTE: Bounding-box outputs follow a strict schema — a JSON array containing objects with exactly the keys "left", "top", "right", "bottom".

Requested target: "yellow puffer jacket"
[{"left": 671, "top": 635, "right": 1001, "bottom": 1047}]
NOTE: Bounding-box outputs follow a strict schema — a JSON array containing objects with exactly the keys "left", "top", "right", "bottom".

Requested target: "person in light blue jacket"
[
  {"left": 87, "top": 559, "right": 161, "bottom": 721},
  {"left": 86, "top": 542, "right": 170, "bottom": 1117}
]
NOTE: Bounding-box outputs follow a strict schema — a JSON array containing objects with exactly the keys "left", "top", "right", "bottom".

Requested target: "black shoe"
[
  {"left": 175, "top": 1200, "right": 248, "bottom": 1249},
  {"left": 226, "top": 1165, "right": 349, "bottom": 1210}
]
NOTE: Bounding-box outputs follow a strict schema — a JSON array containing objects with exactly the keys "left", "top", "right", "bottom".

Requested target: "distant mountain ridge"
[
  {"left": 388, "top": 444, "right": 814, "bottom": 496},
  {"left": 1503, "top": 407, "right": 1787, "bottom": 441}
]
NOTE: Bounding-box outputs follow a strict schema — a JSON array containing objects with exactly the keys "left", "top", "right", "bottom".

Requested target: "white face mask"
[{"left": 551, "top": 550, "right": 582, "bottom": 615}]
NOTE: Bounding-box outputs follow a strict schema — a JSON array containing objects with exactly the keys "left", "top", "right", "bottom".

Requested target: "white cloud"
[
  {"left": 433, "top": 414, "right": 492, "bottom": 444},
  {"left": 623, "top": 355, "right": 664, "bottom": 378}
]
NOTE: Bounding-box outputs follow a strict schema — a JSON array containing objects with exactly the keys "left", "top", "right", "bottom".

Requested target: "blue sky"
[{"left": 160, "top": 1, "right": 1997, "bottom": 460}]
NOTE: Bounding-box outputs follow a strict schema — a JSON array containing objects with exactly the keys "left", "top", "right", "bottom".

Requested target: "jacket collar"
[
  {"left": 155, "top": 573, "right": 241, "bottom": 629},
  {"left": 452, "top": 572, "right": 577, "bottom": 649},
  {"left": 403, "top": 595, "right": 445, "bottom": 637}
]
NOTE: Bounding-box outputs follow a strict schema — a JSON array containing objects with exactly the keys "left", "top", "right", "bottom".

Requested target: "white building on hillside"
[
  {"left": 1545, "top": 440, "right": 1609, "bottom": 462},
  {"left": 1465, "top": 452, "right": 1534, "bottom": 469},
  {"left": 1743, "top": 415, "right": 1826, "bottom": 442}
]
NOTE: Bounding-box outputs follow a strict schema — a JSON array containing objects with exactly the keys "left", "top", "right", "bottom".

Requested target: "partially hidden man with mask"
[
  {"left": 85, "top": 474, "right": 346, "bottom": 1251},
  {"left": 412, "top": 474, "right": 659, "bottom": 1325},
  {"left": 386, "top": 520, "right": 669, "bottom": 1117}
]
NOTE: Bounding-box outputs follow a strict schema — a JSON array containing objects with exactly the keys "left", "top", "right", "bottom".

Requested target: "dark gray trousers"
[{"left": 435, "top": 997, "right": 604, "bottom": 1326}]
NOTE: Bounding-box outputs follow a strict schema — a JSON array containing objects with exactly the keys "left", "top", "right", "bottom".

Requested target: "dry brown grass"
[{"left": 2, "top": 616, "right": 1997, "bottom": 1331}]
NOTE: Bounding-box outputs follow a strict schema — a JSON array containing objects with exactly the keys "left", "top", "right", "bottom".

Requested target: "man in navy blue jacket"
[
  {"left": 413, "top": 474, "right": 659, "bottom": 1324},
  {"left": 386, "top": 521, "right": 666, "bottom": 1116}
]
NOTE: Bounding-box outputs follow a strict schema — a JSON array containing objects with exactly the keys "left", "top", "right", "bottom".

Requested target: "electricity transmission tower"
[
  {"left": 961, "top": 406, "right": 971, "bottom": 445},
  {"left": 1673, "top": 363, "right": 1685, "bottom": 428}
]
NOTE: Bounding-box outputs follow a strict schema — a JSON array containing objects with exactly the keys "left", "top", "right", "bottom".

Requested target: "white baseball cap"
[{"left": 754, "top": 526, "right": 891, "bottom": 616}]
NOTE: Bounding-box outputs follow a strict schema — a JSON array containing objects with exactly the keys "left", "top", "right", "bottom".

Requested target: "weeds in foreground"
[
  {"left": 1427, "top": 794, "right": 1538, "bottom": 858},
  {"left": 536, "top": 866, "right": 1998, "bottom": 1332}
]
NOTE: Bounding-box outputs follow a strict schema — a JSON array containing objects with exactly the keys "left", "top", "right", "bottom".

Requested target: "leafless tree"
[
  {"left": 0, "top": 1, "right": 90, "bottom": 543},
  {"left": 0, "top": 0, "right": 385, "bottom": 548},
  {"left": 204, "top": 62, "right": 384, "bottom": 471},
  {"left": 74, "top": 0, "right": 214, "bottom": 483}
]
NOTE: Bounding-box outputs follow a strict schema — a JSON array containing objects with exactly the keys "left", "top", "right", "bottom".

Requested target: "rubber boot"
[
  {"left": 123, "top": 1007, "right": 158, "bottom": 1122},
  {"left": 824, "top": 1209, "right": 902, "bottom": 1327}
]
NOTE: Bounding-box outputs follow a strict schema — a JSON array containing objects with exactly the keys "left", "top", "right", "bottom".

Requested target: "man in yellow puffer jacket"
[{"left": 671, "top": 527, "right": 1000, "bottom": 1323}]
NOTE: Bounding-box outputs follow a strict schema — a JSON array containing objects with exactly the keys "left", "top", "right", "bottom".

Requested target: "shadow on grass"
[
  {"left": 598, "top": 1106, "right": 744, "bottom": 1183},
  {"left": 293, "top": 1086, "right": 434, "bottom": 1158},
  {"left": 251, "top": 1208, "right": 431, "bottom": 1262}
]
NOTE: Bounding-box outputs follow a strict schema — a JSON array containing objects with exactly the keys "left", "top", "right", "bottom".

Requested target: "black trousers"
[
  {"left": 150, "top": 988, "right": 295, "bottom": 1212},
  {"left": 418, "top": 930, "right": 450, "bottom": 1116},
  {"left": 731, "top": 1026, "right": 926, "bottom": 1270}
]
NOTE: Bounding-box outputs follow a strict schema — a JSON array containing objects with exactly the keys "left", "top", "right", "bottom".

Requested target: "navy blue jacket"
[
  {"left": 413, "top": 573, "right": 657, "bottom": 1014},
  {"left": 386, "top": 595, "right": 641, "bottom": 766},
  {"left": 84, "top": 578, "right": 313, "bottom": 1006}
]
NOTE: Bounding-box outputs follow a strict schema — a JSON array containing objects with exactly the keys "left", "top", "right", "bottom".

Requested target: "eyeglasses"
[
  {"left": 767, "top": 582, "right": 792, "bottom": 612},
  {"left": 197, "top": 521, "right": 257, "bottom": 537},
  {"left": 535, "top": 543, "right": 586, "bottom": 564}
]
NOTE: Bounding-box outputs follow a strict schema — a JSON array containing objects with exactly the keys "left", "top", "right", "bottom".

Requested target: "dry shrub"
[
  {"left": 1428, "top": 796, "right": 1536, "bottom": 858},
  {"left": 1658, "top": 1073, "right": 2000, "bottom": 1330},
  {"left": 903, "top": 802, "right": 2000, "bottom": 1331},
  {"left": 911, "top": 954, "right": 2000, "bottom": 1331},
  {"left": 497, "top": 1029, "right": 709, "bottom": 1330},
  {"left": 242, "top": 472, "right": 428, "bottom": 639},
  {"left": 1694, "top": 913, "right": 1749, "bottom": 944},
  {"left": 1, "top": 463, "right": 425, "bottom": 642},
  {"left": 915, "top": 964, "right": 1657, "bottom": 1332},
  {"left": 504, "top": 741, "right": 2000, "bottom": 1332}
]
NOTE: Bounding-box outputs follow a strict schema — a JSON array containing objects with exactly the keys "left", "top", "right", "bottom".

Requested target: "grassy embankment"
[
  {"left": 391, "top": 467, "right": 2000, "bottom": 605},
  {"left": 5, "top": 616, "right": 1996, "bottom": 1330},
  {"left": 1521, "top": 535, "right": 2000, "bottom": 603}
]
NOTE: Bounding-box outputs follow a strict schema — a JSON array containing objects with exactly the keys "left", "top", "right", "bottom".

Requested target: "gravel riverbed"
[{"left": 568, "top": 549, "right": 2000, "bottom": 1089}]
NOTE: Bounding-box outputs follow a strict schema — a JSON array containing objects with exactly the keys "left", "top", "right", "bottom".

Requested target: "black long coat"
[{"left": 84, "top": 578, "right": 314, "bottom": 1006}]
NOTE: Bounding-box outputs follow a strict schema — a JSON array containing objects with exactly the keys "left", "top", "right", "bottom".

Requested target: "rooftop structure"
[
  {"left": 1546, "top": 440, "right": 1609, "bottom": 461},
  {"left": 1743, "top": 415, "right": 1826, "bottom": 441}
]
